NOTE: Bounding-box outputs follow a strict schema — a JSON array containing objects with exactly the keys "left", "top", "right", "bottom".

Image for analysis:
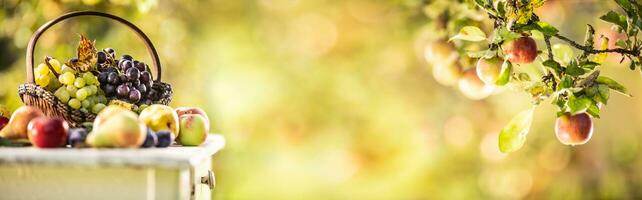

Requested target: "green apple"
[
  {"left": 87, "top": 106, "right": 146, "bottom": 148},
  {"left": 139, "top": 104, "right": 180, "bottom": 137},
  {"left": 177, "top": 114, "right": 208, "bottom": 146}
]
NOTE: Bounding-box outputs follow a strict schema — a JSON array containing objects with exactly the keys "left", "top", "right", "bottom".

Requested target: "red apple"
[
  {"left": 27, "top": 117, "right": 69, "bottom": 148},
  {"left": 503, "top": 36, "right": 538, "bottom": 64},
  {"left": 175, "top": 107, "right": 210, "bottom": 132},
  {"left": 0, "top": 116, "right": 8, "bottom": 131},
  {"left": 555, "top": 112, "right": 593, "bottom": 146}
]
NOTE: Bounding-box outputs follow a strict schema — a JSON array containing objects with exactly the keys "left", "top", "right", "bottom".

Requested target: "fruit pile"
[
  {"left": 0, "top": 104, "right": 210, "bottom": 148},
  {"left": 0, "top": 35, "right": 208, "bottom": 148},
  {"left": 34, "top": 35, "right": 169, "bottom": 115}
]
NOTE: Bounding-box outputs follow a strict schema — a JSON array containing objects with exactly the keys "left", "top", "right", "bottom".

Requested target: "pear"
[
  {"left": 0, "top": 106, "right": 44, "bottom": 140},
  {"left": 87, "top": 106, "right": 146, "bottom": 148},
  {"left": 139, "top": 105, "right": 179, "bottom": 137}
]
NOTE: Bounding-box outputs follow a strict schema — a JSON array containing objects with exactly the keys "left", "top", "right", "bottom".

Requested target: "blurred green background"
[{"left": 2, "top": 0, "right": 642, "bottom": 199}]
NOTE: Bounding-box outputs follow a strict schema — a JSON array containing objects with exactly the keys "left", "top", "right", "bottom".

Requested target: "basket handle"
[{"left": 26, "top": 11, "right": 162, "bottom": 83}]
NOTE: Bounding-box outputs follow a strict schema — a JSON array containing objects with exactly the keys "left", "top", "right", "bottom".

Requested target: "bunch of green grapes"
[{"left": 35, "top": 58, "right": 108, "bottom": 114}]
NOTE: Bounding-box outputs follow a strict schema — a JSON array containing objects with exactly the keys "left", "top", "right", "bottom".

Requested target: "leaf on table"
[{"left": 498, "top": 108, "right": 535, "bottom": 153}]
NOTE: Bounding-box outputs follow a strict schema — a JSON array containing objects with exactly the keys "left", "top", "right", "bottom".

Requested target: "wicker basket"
[{"left": 18, "top": 11, "right": 172, "bottom": 127}]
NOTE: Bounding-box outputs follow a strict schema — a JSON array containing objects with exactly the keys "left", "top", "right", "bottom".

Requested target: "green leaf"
[
  {"left": 537, "top": 22, "right": 559, "bottom": 36},
  {"left": 495, "top": 60, "right": 512, "bottom": 86},
  {"left": 596, "top": 84, "right": 610, "bottom": 104},
  {"left": 497, "top": 1, "right": 506, "bottom": 17},
  {"left": 581, "top": 61, "right": 600, "bottom": 70},
  {"left": 559, "top": 76, "right": 573, "bottom": 89},
  {"left": 615, "top": 0, "right": 635, "bottom": 18},
  {"left": 616, "top": 39, "right": 628, "bottom": 48},
  {"left": 565, "top": 63, "right": 586, "bottom": 76},
  {"left": 467, "top": 50, "right": 496, "bottom": 59},
  {"left": 553, "top": 44, "right": 574, "bottom": 65},
  {"left": 600, "top": 11, "right": 628, "bottom": 30},
  {"left": 596, "top": 76, "right": 631, "bottom": 96},
  {"left": 494, "top": 27, "right": 521, "bottom": 42},
  {"left": 450, "top": 26, "right": 487, "bottom": 42},
  {"left": 542, "top": 60, "right": 562, "bottom": 72},
  {"left": 587, "top": 104, "right": 601, "bottom": 118},
  {"left": 531, "top": 30, "right": 545, "bottom": 41},
  {"left": 568, "top": 95, "right": 592, "bottom": 114},
  {"left": 498, "top": 108, "right": 535, "bottom": 153},
  {"left": 585, "top": 85, "right": 599, "bottom": 97}
]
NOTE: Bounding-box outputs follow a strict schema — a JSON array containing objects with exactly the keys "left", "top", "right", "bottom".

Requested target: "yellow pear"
[
  {"left": 139, "top": 104, "right": 179, "bottom": 137},
  {"left": 0, "top": 106, "right": 44, "bottom": 140},
  {"left": 87, "top": 106, "right": 146, "bottom": 148}
]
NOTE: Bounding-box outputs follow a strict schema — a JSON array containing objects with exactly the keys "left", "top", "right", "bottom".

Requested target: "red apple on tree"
[
  {"left": 555, "top": 112, "right": 593, "bottom": 146},
  {"left": 175, "top": 107, "right": 210, "bottom": 132},
  {"left": 27, "top": 117, "right": 69, "bottom": 148},
  {"left": 503, "top": 36, "right": 538, "bottom": 64}
]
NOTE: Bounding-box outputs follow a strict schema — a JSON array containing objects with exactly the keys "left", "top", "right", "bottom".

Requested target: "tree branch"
[{"left": 553, "top": 33, "right": 640, "bottom": 56}]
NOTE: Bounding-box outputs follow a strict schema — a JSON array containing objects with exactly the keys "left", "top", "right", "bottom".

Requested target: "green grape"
[
  {"left": 49, "top": 59, "right": 62, "bottom": 74},
  {"left": 35, "top": 63, "right": 50, "bottom": 77},
  {"left": 87, "top": 85, "right": 98, "bottom": 95},
  {"left": 81, "top": 99, "right": 91, "bottom": 109},
  {"left": 92, "top": 103, "right": 106, "bottom": 114},
  {"left": 76, "top": 88, "right": 89, "bottom": 101},
  {"left": 35, "top": 74, "right": 50, "bottom": 87},
  {"left": 59, "top": 72, "right": 75, "bottom": 85},
  {"left": 96, "top": 95, "right": 108, "bottom": 104},
  {"left": 54, "top": 87, "right": 70, "bottom": 103},
  {"left": 68, "top": 98, "right": 81, "bottom": 109},
  {"left": 83, "top": 73, "right": 96, "bottom": 85},
  {"left": 61, "top": 64, "right": 76, "bottom": 75},
  {"left": 74, "top": 78, "right": 86, "bottom": 88},
  {"left": 80, "top": 108, "right": 89, "bottom": 113},
  {"left": 66, "top": 85, "right": 78, "bottom": 98},
  {"left": 45, "top": 73, "right": 61, "bottom": 91}
]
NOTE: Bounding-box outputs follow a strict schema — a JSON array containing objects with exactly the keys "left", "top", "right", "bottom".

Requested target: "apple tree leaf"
[
  {"left": 499, "top": 108, "right": 535, "bottom": 153},
  {"left": 450, "top": 26, "right": 487, "bottom": 42}
]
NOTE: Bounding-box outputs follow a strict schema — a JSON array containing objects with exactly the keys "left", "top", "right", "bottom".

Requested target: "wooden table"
[{"left": 0, "top": 134, "right": 225, "bottom": 200}]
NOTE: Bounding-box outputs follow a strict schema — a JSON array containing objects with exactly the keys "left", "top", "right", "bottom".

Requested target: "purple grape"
[
  {"left": 116, "top": 85, "right": 130, "bottom": 98},
  {"left": 126, "top": 67, "right": 140, "bottom": 81},
  {"left": 141, "top": 128, "right": 157, "bottom": 148},
  {"left": 129, "top": 89, "right": 141, "bottom": 103},
  {"left": 121, "top": 54, "right": 133, "bottom": 61},
  {"left": 107, "top": 72, "right": 119, "bottom": 85},
  {"left": 97, "top": 52, "right": 107, "bottom": 64},
  {"left": 98, "top": 72, "right": 109, "bottom": 84},
  {"left": 140, "top": 71, "right": 152, "bottom": 83},
  {"left": 67, "top": 128, "right": 88, "bottom": 148},
  {"left": 136, "top": 84, "right": 147, "bottom": 94},
  {"left": 104, "top": 84, "right": 116, "bottom": 96},
  {"left": 135, "top": 62, "right": 146, "bottom": 71},
  {"left": 119, "top": 74, "right": 129, "bottom": 83},
  {"left": 120, "top": 60, "right": 133, "bottom": 71},
  {"left": 155, "top": 131, "right": 173, "bottom": 148}
]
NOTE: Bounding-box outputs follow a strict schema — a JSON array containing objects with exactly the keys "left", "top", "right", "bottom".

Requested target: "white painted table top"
[{"left": 0, "top": 134, "right": 225, "bottom": 169}]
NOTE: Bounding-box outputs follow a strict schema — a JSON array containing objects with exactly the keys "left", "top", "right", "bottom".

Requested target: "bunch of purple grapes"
[{"left": 96, "top": 48, "right": 155, "bottom": 105}]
